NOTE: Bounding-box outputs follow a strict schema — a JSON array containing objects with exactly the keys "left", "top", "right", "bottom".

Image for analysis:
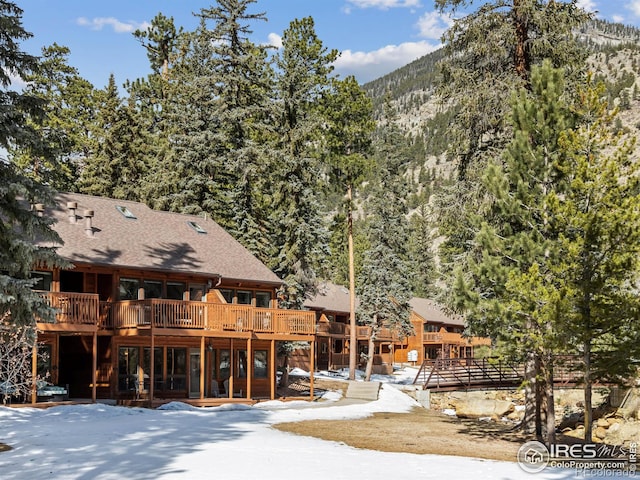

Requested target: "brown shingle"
[{"left": 45, "top": 193, "right": 281, "bottom": 285}]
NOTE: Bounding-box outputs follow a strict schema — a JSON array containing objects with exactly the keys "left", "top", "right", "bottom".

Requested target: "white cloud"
[
  {"left": 76, "top": 17, "right": 151, "bottom": 34},
  {"left": 334, "top": 40, "right": 439, "bottom": 83},
  {"left": 577, "top": 0, "right": 597, "bottom": 12},
  {"left": 267, "top": 33, "right": 282, "bottom": 49},
  {"left": 416, "top": 11, "right": 454, "bottom": 40},
  {"left": 345, "top": 0, "right": 422, "bottom": 11},
  {"left": 612, "top": 14, "right": 625, "bottom": 23},
  {"left": 629, "top": 0, "right": 640, "bottom": 16}
]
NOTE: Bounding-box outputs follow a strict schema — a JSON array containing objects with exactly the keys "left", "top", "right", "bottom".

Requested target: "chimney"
[
  {"left": 67, "top": 202, "right": 78, "bottom": 224},
  {"left": 84, "top": 209, "right": 94, "bottom": 238},
  {"left": 34, "top": 203, "right": 45, "bottom": 217}
]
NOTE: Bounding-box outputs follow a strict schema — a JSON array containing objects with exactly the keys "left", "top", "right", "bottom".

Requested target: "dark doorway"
[{"left": 58, "top": 336, "right": 93, "bottom": 398}]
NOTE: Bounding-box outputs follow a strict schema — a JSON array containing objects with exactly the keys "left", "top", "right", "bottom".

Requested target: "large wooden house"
[
  {"left": 31, "top": 193, "right": 315, "bottom": 405},
  {"left": 302, "top": 283, "right": 490, "bottom": 373}
]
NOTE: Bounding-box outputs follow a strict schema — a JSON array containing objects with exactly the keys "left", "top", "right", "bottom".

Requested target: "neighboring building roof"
[
  {"left": 304, "top": 282, "right": 354, "bottom": 313},
  {"left": 305, "top": 282, "right": 464, "bottom": 327},
  {"left": 43, "top": 192, "right": 281, "bottom": 286},
  {"left": 409, "top": 297, "right": 465, "bottom": 327}
]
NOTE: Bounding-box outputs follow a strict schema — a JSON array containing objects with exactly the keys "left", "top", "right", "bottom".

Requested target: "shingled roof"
[
  {"left": 305, "top": 282, "right": 464, "bottom": 327},
  {"left": 44, "top": 193, "right": 281, "bottom": 286},
  {"left": 409, "top": 297, "right": 465, "bottom": 327},
  {"left": 304, "top": 282, "right": 354, "bottom": 313}
]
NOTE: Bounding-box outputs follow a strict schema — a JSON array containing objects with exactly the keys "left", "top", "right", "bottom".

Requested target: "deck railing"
[
  {"left": 110, "top": 299, "right": 316, "bottom": 334},
  {"left": 37, "top": 291, "right": 100, "bottom": 326},
  {"left": 423, "top": 330, "right": 491, "bottom": 346}
]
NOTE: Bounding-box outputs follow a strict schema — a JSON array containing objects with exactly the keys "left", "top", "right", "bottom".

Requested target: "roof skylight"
[
  {"left": 187, "top": 221, "right": 207, "bottom": 234},
  {"left": 115, "top": 205, "right": 136, "bottom": 219}
]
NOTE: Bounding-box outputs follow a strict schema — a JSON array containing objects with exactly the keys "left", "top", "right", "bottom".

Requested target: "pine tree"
[
  {"left": 269, "top": 17, "right": 335, "bottom": 308},
  {"left": 550, "top": 78, "right": 640, "bottom": 441},
  {"left": 357, "top": 102, "right": 414, "bottom": 381},
  {"left": 15, "top": 43, "right": 97, "bottom": 191},
  {"left": 453, "top": 61, "right": 575, "bottom": 442},
  {"left": 132, "top": 13, "right": 182, "bottom": 206},
  {"left": 78, "top": 74, "right": 125, "bottom": 198},
  {"left": 323, "top": 75, "right": 376, "bottom": 380},
  {"left": 0, "top": 0, "right": 67, "bottom": 401}
]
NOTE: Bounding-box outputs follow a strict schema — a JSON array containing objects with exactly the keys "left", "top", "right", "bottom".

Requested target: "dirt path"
[{"left": 273, "top": 407, "right": 531, "bottom": 462}]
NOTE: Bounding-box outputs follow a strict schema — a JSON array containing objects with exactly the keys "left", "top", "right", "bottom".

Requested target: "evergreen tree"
[
  {"left": 269, "top": 17, "right": 335, "bottom": 308},
  {"left": 453, "top": 62, "right": 575, "bottom": 442},
  {"left": 132, "top": 14, "right": 182, "bottom": 206},
  {"left": 323, "top": 75, "right": 376, "bottom": 379},
  {"left": 158, "top": 1, "right": 272, "bottom": 263},
  {"left": 0, "top": 0, "right": 67, "bottom": 400},
  {"left": 15, "top": 43, "right": 97, "bottom": 191},
  {"left": 78, "top": 74, "right": 125, "bottom": 197},
  {"left": 408, "top": 204, "right": 439, "bottom": 298},
  {"left": 550, "top": 79, "right": 640, "bottom": 441},
  {"left": 357, "top": 102, "right": 414, "bottom": 381}
]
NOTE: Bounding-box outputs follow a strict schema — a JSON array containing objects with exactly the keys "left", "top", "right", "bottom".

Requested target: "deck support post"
[
  {"left": 228, "top": 338, "right": 234, "bottom": 398},
  {"left": 309, "top": 339, "right": 314, "bottom": 400},
  {"left": 200, "top": 336, "right": 205, "bottom": 400},
  {"left": 31, "top": 344, "right": 37, "bottom": 405},
  {"left": 150, "top": 326, "right": 155, "bottom": 405},
  {"left": 246, "top": 336, "right": 252, "bottom": 400},
  {"left": 270, "top": 339, "right": 275, "bottom": 400},
  {"left": 92, "top": 332, "right": 97, "bottom": 403}
]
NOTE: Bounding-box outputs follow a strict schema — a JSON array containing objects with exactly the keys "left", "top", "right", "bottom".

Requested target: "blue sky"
[{"left": 16, "top": 0, "right": 640, "bottom": 89}]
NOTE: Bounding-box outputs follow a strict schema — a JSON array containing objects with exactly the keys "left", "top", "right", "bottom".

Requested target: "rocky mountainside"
[{"left": 363, "top": 19, "right": 640, "bottom": 165}]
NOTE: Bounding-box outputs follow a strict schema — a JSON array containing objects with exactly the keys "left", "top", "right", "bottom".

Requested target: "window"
[
  {"left": 166, "top": 348, "right": 187, "bottom": 391},
  {"left": 255, "top": 291, "right": 271, "bottom": 308},
  {"left": 219, "top": 288, "right": 233, "bottom": 303},
  {"left": 237, "top": 290, "right": 252, "bottom": 305},
  {"left": 118, "top": 347, "right": 139, "bottom": 392},
  {"left": 119, "top": 278, "right": 140, "bottom": 300},
  {"left": 166, "top": 282, "right": 186, "bottom": 300},
  {"left": 187, "top": 221, "right": 207, "bottom": 234},
  {"left": 219, "top": 350, "right": 230, "bottom": 380},
  {"left": 254, "top": 350, "right": 268, "bottom": 378},
  {"left": 32, "top": 271, "right": 52, "bottom": 291},
  {"left": 115, "top": 205, "right": 137, "bottom": 219},
  {"left": 143, "top": 347, "right": 163, "bottom": 392},
  {"left": 333, "top": 339, "right": 343, "bottom": 354},
  {"left": 144, "top": 280, "right": 162, "bottom": 299},
  {"left": 424, "top": 323, "right": 439, "bottom": 333}
]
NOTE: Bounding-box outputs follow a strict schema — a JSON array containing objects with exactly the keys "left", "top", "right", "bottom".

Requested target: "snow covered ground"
[{"left": 0, "top": 370, "right": 629, "bottom": 479}]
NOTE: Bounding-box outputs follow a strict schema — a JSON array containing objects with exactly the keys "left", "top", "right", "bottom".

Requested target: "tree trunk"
[
  {"left": 347, "top": 183, "right": 357, "bottom": 381},
  {"left": 543, "top": 353, "right": 556, "bottom": 445},
  {"left": 523, "top": 350, "right": 538, "bottom": 435},
  {"left": 513, "top": 0, "right": 531, "bottom": 84},
  {"left": 364, "top": 328, "right": 376, "bottom": 382},
  {"left": 583, "top": 340, "right": 593, "bottom": 442},
  {"left": 280, "top": 354, "right": 290, "bottom": 388}
]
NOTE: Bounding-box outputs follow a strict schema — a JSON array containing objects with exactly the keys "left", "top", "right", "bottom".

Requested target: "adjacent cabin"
[
  {"left": 302, "top": 283, "right": 490, "bottom": 373},
  {"left": 303, "top": 283, "right": 395, "bottom": 375},
  {"left": 393, "top": 298, "right": 491, "bottom": 365},
  {"left": 31, "top": 193, "right": 315, "bottom": 405}
]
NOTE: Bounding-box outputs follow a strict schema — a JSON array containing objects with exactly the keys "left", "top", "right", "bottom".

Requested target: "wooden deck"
[{"left": 37, "top": 292, "right": 315, "bottom": 335}]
